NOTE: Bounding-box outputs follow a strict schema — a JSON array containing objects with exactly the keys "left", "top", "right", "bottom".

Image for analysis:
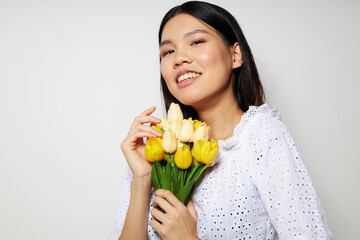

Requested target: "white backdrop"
[{"left": 0, "top": 0, "right": 359, "bottom": 239}]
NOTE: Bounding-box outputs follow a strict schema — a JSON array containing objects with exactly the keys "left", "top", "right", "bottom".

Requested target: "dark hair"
[{"left": 159, "top": 1, "right": 265, "bottom": 119}]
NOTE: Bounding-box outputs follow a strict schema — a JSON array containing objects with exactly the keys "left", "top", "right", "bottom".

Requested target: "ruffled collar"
[{"left": 217, "top": 103, "right": 280, "bottom": 151}]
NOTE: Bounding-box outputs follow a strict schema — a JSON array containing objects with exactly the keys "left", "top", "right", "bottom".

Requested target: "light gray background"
[{"left": 0, "top": 0, "right": 359, "bottom": 239}]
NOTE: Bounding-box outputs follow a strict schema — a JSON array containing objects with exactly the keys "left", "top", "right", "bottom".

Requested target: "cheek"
[
  {"left": 197, "top": 47, "right": 231, "bottom": 71},
  {"left": 197, "top": 50, "right": 217, "bottom": 67},
  {"left": 160, "top": 61, "right": 176, "bottom": 94},
  {"left": 160, "top": 61, "right": 171, "bottom": 82}
]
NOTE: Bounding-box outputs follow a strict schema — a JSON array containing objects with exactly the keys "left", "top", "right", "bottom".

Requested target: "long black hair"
[{"left": 159, "top": 1, "right": 265, "bottom": 119}]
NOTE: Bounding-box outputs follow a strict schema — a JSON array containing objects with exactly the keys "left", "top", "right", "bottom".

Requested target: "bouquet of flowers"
[{"left": 145, "top": 103, "right": 219, "bottom": 205}]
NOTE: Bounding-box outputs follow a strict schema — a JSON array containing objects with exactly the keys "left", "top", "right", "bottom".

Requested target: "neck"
[{"left": 194, "top": 92, "right": 244, "bottom": 141}]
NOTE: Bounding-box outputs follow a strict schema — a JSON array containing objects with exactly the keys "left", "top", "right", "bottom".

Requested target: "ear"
[{"left": 231, "top": 42, "right": 243, "bottom": 69}]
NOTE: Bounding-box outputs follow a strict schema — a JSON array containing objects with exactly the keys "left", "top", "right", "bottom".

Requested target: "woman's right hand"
[{"left": 120, "top": 106, "right": 162, "bottom": 179}]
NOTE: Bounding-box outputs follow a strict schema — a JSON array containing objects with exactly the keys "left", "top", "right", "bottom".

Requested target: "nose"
[{"left": 173, "top": 49, "right": 192, "bottom": 68}]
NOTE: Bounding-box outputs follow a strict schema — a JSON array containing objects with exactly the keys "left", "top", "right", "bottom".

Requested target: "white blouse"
[{"left": 109, "top": 104, "right": 334, "bottom": 240}]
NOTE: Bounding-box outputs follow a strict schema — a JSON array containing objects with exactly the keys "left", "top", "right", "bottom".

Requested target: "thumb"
[{"left": 186, "top": 199, "right": 198, "bottom": 222}]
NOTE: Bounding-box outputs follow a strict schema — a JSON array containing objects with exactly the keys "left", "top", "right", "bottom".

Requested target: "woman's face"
[{"left": 160, "top": 14, "right": 239, "bottom": 109}]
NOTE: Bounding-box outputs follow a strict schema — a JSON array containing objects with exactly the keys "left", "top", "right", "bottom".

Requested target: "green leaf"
[
  {"left": 162, "top": 161, "right": 166, "bottom": 172},
  {"left": 157, "top": 161, "right": 171, "bottom": 191},
  {"left": 184, "top": 184, "right": 196, "bottom": 206},
  {"left": 191, "top": 163, "right": 206, "bottom": 182},
  {"left": 180, "top": 170, "right": 186, "bottom": 187},
  {"left": 151, "top": 161, "right": 161, "bottom": 191},
  {"left": 185, "top": 163, "right": 201, "bottom": 185},
  {"left": 165, "top": 160, "right": 172, "bottom": 179},
  {"left": 171, "top": 174, "right": 181, "bottom": 196},
  {"left": 187, "top": 159, "right": 195, "bottom": 176},
  {"left": 175, "top": 178, "right": 197, "bottom": 205},
  {"left": 165, "top": 159, "right": 173, "bottom": 192},
  {"left": 173, "top": 164, "right": 180, "bottom": 183},
  {"left": 168, "top": 155, "right": 180, "bottom": 183}
]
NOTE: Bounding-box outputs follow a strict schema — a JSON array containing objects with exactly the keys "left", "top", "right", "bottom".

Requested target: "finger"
[
  {"left": 154, "top": 189, "right": 184, "bottom": 209},
  {"left": 149, "top": 218, "right": 162, "bottom": 234},
  {"left": 140, "top": 106, "right": 157, "bottom": 116},
  {"left": 152, "top": 195, "right": 175, "bottom": 214},
  {"left": 150, "top": 207, "right": 168, "bottom": 224},
  {"left": 128, "top": 125, "right": 162, "bottom": 139},
  {"left": 131, "top": 115, "right": 161, "bottom": 128},
  {"left": 186, "top": 199, "right": 198, "bottom": 222},
  {"left": 122, "top": 129, "right": 160, "bottom": 153}
]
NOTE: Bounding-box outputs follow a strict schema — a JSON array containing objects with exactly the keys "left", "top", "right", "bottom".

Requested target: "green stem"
[{"left": 185, "top": 163, "right": 205, "bottom": 185}]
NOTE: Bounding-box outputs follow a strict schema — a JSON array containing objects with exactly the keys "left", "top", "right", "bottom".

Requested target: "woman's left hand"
[{"left": 149, "top": 189, "right": 198, "bottom": 240}]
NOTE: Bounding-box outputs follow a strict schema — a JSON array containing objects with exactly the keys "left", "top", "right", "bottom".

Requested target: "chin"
[{"left": 177, "top": 95, "right": 206, "bottom": 109}]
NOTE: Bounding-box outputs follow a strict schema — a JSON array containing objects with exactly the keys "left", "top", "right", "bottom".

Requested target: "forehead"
[{"left": 161, "top": 13, "right": 216, "bottom": 41}]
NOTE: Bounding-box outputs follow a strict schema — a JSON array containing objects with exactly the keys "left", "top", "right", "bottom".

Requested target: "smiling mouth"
[{"left": 177, "top": 72, "right": 201, "bottom": 83}]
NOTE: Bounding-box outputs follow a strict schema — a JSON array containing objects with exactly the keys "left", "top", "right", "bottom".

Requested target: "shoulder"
[
  {"left": 242, "top": 104, "right": 285, "bottom": 138},
  {"left": 242, "top": 104, "right": 297, "bottom": 152},
  {"left": 216, "top": 104, "right": 296, "bottom": 164},
  {"left": 218, "top": 104, "right": 282, "bottom": 149}
]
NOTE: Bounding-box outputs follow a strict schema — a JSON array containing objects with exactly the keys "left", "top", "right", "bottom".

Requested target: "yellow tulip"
[
  {"left": 174, "top": 145, "right": 192, "bottom": 169},
  {"left": 161, "top": 130, "right": 177, "bottom": 154},
  {"left": 168, "top": 103, "right": 183, "bottom": 122},
  {"left": 192, "top": 139, "right": 218, "bottom": 165},
  {"left": 178, "top": 118, "right": 194, "bottom": 142},
  {"left": 192, "top": 140, "right": 203, "bottom": 162},
  {"left": 200, "top": 140, "right": 219, "bottom": 165},
  {"left": 152, "top": 125, "right": 162, "bottom": 133},
  {"left": 145, "top": 137, "right": 165, "bottom": 162},
  {"left": 191, "top": 122, "right": 209, "bottom": 143},
  {"left": 193, "top": 120, "right": 202, "bottom": 130}
]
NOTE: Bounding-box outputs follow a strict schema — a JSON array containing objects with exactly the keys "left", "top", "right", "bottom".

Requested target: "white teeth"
[{"left": 177, "top": 72, "right": 200, "bottom": 83}]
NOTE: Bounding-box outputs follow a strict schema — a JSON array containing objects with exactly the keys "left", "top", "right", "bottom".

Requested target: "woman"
[{"left": 110, "top": 1, "right": 334, "bottom": 239}]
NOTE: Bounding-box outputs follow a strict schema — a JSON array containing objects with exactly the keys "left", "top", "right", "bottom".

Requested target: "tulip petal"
[
  {"left": 162, "top": 130, "right": 177, "bottom": 154},
  {"left": 192, "top": 140, "right": 203, "bottom": 162},
  {"left": 178, "top": 118, "right": 194, "bottom": 142},
  {"left": 145, "top": 137, "right": 165, "bottom": 162},
  {"left": 174, "top": 145, "right": 192, "bottom": 169},
  {"left": 168, "top": 103, "right": 183, "bottom": 122}
]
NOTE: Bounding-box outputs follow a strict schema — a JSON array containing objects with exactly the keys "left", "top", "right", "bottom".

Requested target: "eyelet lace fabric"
[
  {"left": 109, "top": 104, "right": 334, "bottom": 240},
  {"left": 217, "top": 104, "right": 280, "bottom": 151}
]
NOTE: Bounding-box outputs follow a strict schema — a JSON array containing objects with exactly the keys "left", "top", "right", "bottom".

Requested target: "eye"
[
  {"left": 161, "top": 49, "right": 175, "bottom": 57},
  {"left": 191, "top": 40, "right": 205, "bottom": 46}
]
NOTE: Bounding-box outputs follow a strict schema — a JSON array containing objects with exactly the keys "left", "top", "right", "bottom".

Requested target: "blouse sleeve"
[
  {"left": 247, "top": 113, "right": 334, "bottom": 239},
  {"left": 109, "top": 163, "right": 132, "bottom": 240}
]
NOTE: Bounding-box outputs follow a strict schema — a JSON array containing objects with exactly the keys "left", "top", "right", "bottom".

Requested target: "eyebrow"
[{"left": 160, "top": 29, "right": 210, "bottom": 47}]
